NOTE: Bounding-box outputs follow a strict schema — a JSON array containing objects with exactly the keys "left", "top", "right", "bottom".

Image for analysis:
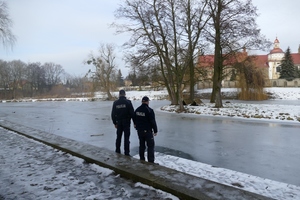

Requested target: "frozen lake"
[{"left": 1, "top": 100, "right": 300, "bottom": 186}]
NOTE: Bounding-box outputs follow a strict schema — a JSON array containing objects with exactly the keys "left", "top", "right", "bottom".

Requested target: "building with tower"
[
  {"left": 267, "top": 37, "right": 284, "bottom": 79},
  {"left": 266, "top": 37, "right": 300, "bottom": 79},
  {"left": 198, "top": 37, "right": 300, "bottom": 81}
]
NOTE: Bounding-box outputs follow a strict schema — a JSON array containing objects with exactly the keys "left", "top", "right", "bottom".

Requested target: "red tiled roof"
[
  {"left": 198, "top": 52, "right": 248, "bottom": 67},
  {"left": 198, "top": 51, "right": 300, "bottom": 69},
  {"left": 270, "top": 48, "right": 284, "bottom": 54},
  {"left": 198, "top": 55, "right": 214, "bottom": 68},
  {"left": 291, "top": 53, "right": 300, "bottom": 64},
  {"left": 250, "top": 55, "right": 269, "bottom": 68}
]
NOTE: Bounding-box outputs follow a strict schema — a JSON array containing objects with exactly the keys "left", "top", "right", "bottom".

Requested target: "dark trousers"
[
  {"left": 138, "top": 130, "right": 155, "bottom": 162},
  {"left": 115, "top": 119, "right": 131, "bottom": 155}
]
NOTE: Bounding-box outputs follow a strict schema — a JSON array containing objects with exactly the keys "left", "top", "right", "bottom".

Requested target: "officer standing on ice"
[
  {"left": 111, "top": 89, "right": 134, "bottom": 156},
  {"left": 134, "top": 96, "right": 158, "bottom": 163}
]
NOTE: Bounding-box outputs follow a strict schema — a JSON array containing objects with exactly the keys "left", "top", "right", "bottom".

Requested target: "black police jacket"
[
  {"left": 111, "top": 96, "right": 134, "bottom": 125},
  {"left": 134, "top": 103, "right": 158, "bottom": 133}
]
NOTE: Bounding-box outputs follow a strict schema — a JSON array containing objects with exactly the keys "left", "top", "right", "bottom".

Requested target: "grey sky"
[
  {"left": 1, "top": 0, "right": 300, "bottom": 77},
  {"left": 252, "top": 0, "right": 300, "bottom": 54},
  {"left": 1, "top": 0, "right": 128, "bottom": 76}
]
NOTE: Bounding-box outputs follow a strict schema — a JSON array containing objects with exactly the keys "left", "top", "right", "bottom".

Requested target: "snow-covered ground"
[
  {"left": 162, "top": 92, "right": 300, "bottom": 123},
  {"left": 0, "top": 128, "right": 177, "bottom": 200},
  {"left": 1, "top": 87, "right": 300, "bottom": 199}
]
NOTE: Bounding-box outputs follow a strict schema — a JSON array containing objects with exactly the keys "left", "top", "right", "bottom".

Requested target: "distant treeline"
[{"left": 0, "top": 59, "right": 92, "bottom": 99}]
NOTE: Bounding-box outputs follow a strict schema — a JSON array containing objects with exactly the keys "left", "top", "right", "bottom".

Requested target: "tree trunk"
[
  {"left": 106, "top": 90, "right": 113, "bottom": 100},
  {"left": 210, "top": 82, "right": 216, "bottom": 103},
  {"left": 189, "top": 62, "right": 195, "bottom": 102},
  {"left": 210, "top": 1, "right": 223, "bottom": 108},
  {"left": 178, "top": 94, "right": 184, "bottom": 112},
  {"left": 103, "top": 75, "right": 113, "bottom": 100},
  {"left": 176, "top": 82, "right": 185, "bottom": 111},
  {"left": 170, "top": 85, "right": 178, "bottom": 105},
  {"left": 214, "top": 80, "right": 223, "bottom": 108}
]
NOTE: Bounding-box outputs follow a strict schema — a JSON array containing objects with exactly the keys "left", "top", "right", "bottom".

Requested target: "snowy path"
[{"left": 0, "top": 128, "right": 177, "bottom": 200}]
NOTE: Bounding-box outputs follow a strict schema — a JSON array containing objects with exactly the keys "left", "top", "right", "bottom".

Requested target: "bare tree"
[
  {"left": 26, "top": 62, "right": 46, "bottom": 96},
  {"left": 8, "top": 60, "right": 26, "bottom": 98},
  {"left": 126, "top": 56, "right": 152, "bottom": 88},
  {"left": 0, "top": 1, "right": 16, "bottom": 50},
  {"left": 206, "top": 0, "right": 271, "bottom": 108},
  {"left": 114, "top": 0, "right": 210, "bottom": 110},
  {"left": 43, "top": 62, "right": 65, "bottom": 90},
  {"left": 63, "top": 73, "right": 92, "bottom": 95},
  {"left": 0, "top": 59, "right": 10, "bottom": 98},
  {"left": 85, "top": 43, "right": 117, "bottom": 100}
]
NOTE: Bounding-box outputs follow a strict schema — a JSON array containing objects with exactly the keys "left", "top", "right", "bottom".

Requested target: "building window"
[{"left": 276, "top": 67, "right": 281, "bottom": 73}]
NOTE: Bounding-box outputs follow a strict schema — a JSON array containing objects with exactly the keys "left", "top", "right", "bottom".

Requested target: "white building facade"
[
  {"left": 267, "top": 37, "right": 300, "bottom": 79},
  {"left": 267, "top": 38, "right": 285, "bottom": 79}
]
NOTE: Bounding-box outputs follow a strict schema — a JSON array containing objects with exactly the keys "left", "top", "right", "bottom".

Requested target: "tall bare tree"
[
  {"left": 26, "top": 62, "right": 46, "bottom": 96},
  {"left": 114, "top": 0, "right": 210, "bottom": 109},
  {"left": 9, "top": 60, "right": 26, "bottom": 98},
  {"left": 86, "top": 43, "right": 117, "bottom": 100},
  {"left": 0, "top": 59, "right": 10, "bottom": 98},
  {"left": 0, "top": 1, "right": 16, "bottom": 50},
  {"left": 43, "top": 62, "right": 65, "bottom": 90},
  {"left": 206, "top": 0, "right": 271, "bottom": 108}
]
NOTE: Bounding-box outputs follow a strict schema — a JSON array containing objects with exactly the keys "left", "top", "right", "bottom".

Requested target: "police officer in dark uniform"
[
  {"left": 111, "top": 89, "right": 134, "bottom": 156},
  {"left": 134, "top": 96, "right": 158, "bottom": 163}
]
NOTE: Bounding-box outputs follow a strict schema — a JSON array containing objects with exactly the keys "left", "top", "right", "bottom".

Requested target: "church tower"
[{"left": 268, "top": 37, "right": 284, "bottom": 79}]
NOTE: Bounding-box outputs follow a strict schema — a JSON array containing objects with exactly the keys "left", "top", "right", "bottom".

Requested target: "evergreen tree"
[
  {"left": 126, "top": 72, "right": 138, "bottom": 86},
  {"left": 117, "top": 69, "right": 125, "bottom": 87},
  {"left": 279, "top": 47, "right": 297, "bottom": 81}
]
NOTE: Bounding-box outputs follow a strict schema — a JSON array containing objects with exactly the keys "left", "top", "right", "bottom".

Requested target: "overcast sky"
[{"left": 1, "top": 0, "right": 300, "bottom": 77}]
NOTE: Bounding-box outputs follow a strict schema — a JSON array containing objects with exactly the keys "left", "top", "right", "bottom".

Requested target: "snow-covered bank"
[
  {"left": 161, "top": 102, "right": 300, "bottom": 123},
  {"left": 152, "top": 152, "right": 300, "bottom": 200},
  {"left": 0, "top": 128, "right": 178, "bottom": 200}
]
